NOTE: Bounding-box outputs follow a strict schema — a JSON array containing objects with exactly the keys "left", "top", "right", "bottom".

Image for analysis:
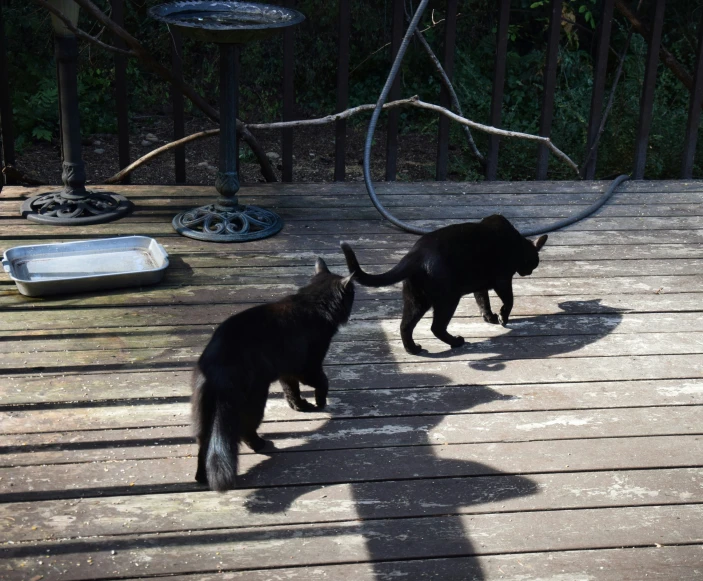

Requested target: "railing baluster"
[
  {"left": 334, "top": 0, "right": 350, "bottom": 182},
  {"left": 282, "top": 0, "right": 295, "bottom": 182},
  {"left": 633, "top": 0, "right": 666, "bottom": 180},
  {"left": 171, "top": 29, "right": 186, "bottom": 183},
  {"left": 536, "top": 0, "right": 562, "bottom": 180},
  {"left": 111, "top": 0, "right": 130, "bottom": 183},
  {"left": 681, "top": 9, "right": 703, "bottom": 179},
  {"left": 486, "top": 0, "right": 510, "bottom": 181},
  {"left": 385, "top": 0, "right": 404, "bottom": 182},
  {"left": 583, "top": 0, "right": 614, "bottom": 180},
  {"left": 435, "top": 0, "right": 458, "bottom": 181},
  {"left": 0, "top": 0, "right": 16, "bottom": 186}
]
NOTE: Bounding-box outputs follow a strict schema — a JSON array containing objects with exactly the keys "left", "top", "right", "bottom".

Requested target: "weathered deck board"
[
  {"left": 4, "top": 468, "right": 701, "bottom": 541},
  {"left": 2, "top": 434, "right": 702, "bottom": 502},
  {"left": 2, "top": 505, "right": 702, "bottom": 581},
  {"left": 2, "top": 405, "right": 701, "bottom": 463},
  {"left": 1, "top": 180, "right": 702, "bottom": 581},
  {"left": 116, "top": 546, "right": 703, "bottom": 581}
]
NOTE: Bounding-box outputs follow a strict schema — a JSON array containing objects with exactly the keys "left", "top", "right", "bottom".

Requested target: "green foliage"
[{"left": 3, "top": 0, "right": 702, "bottom": 179}]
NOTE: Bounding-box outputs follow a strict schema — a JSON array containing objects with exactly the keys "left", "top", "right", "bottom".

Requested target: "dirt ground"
[{"left": 12, "top": 115, "right": 465, "bottom": 187}]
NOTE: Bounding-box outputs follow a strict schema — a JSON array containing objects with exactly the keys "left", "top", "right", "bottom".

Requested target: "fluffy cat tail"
[
  {"left": 340, "top": 241, "right": 413, "bottom": 287},
  {"left": 193, "top": 372, "right": 240, "bottom": 492}
]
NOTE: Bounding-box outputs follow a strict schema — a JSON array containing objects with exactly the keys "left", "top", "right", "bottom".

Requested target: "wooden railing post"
[
  {"left": 171, "top": 29, "right": 186, "bottom": 183},
  {"left": 632, "top": 0, "right": 666, "bottom": 180},
  {"left": 486, "top": 0, "right": 510, "bottom": 181},
  {"left": 681, "top": 9, "right": 703, "bottom": 179},
  {"left": 385, "top": 0, "right": 404, "bottom": 182},
  {"left": 111, "top": 0, "right": 130, "bottom": 183},
  {"left": 0, "top": 0, "right": 16, "bottom": 186},
  {"left": 435, "top": 0, "right": 458, "bottom": 181},
  {"left": 282, "top": 0, "right": 296, "bottom": 182},
  {"left": 334, "top": 0, "right": 350, "bottom": 182},
  {"left": 583, "top": 0, "right": 614, "bottom": 180},
  {"left": 535, "top": 0, "right": 562, "bottom": 180}
]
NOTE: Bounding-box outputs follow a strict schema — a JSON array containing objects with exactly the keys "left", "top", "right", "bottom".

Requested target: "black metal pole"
[
  {"left": 21, "top": 29, "right": 131, "bottom": 225},
  {"left": 216, "top": 43, "right": 240, "bottom": 203},
  {"left": 55, "top": 35, "right": 87, "bottom": 198},
  {"left": 170, "top": 42, "right": 281, "bottom": 242},
  {"left": 0, "top": 0, "right": 16, "bottom": 186}
]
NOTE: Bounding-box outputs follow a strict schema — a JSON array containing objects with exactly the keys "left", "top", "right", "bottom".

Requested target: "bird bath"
[{"left": 149, "top": 1, "right": 305, "bottom": 242}]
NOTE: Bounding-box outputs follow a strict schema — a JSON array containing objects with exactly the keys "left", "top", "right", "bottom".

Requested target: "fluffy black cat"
[
  {"left": 192, "top": 258, "right": 355, "bottom": 492},
  {"left": 341, "top": 214, "right": 547, "bottom": 355}
]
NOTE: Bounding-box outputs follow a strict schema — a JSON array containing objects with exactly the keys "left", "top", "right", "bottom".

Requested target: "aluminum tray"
[{"left": 2, "top": 236, "right": 169, "bottom": 297}]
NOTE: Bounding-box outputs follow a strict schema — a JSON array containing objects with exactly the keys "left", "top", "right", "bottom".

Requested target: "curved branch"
[
  {"left": 412, "top": 26, "right": 485, "bottom": 167},
  {"left": 32, "top": 0, "right": 134, "bottom": 56},
  {"left": 106, "top": 96, "right": 580, "bottom": 183},
  {"left": 411, "top": 99, "right": 580, "bottom": 176},
  {"left": 70, "top": 0, "right": 277, "bottom": 182},
  {"left": 104, "top": 129, "right": 219, "bottom": 184}
]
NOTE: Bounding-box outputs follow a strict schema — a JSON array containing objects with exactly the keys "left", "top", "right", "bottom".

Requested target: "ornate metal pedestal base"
[
  {"left": 172, "top": 202, "right": 283, "bottom": 242},
  {"left": 21, "top": 190, "right": 132, "bottom": 225}
]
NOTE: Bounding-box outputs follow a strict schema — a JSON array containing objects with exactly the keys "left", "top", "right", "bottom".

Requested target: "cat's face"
[{"left": 517, "top": 235, "right": 548, "bottom": 276}]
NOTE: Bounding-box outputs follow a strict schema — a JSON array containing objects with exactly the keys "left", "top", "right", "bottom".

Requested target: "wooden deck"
[{"left": 1, "top": 180, "right": 702, "bottom": 580}]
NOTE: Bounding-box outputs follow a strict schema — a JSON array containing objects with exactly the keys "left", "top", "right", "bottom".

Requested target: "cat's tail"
[
  {"left": 340, "top": 241, "right": 414, "bottom": 287},
  {"left": 192, "top": 370, "right": 240, "bottom": 492}
]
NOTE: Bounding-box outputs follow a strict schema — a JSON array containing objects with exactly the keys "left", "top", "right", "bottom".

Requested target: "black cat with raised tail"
[
  {"left": 341, "top": 214, "right": 547, "bottom": 355},
  {"left": 192, "top": 258, "right": 355, "bottom": 492}
]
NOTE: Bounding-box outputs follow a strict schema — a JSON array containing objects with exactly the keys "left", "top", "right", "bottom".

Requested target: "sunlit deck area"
[{"left": 1, "top": 180, "right": 702, "bottom": 580}]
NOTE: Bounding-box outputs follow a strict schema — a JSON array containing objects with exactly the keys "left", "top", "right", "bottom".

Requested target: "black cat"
[
  {"left": 341, "top": 214, "right": 547, "bottom": 355},
  {"left": 192, "top": 258, "right": 355, "bottom": 492}
]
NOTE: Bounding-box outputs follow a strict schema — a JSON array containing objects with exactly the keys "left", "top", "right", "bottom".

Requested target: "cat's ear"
[
  {"left": 315, "top": 257, "right": 330, "bottom": 274},
  {"left": 534, "top": 234, "right": 548, "bottom": 251},
  {"left": 340, "top": 272, "right": 355, "bottom": 288}
]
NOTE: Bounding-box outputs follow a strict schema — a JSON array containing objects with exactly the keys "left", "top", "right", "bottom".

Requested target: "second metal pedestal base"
[
  {"left": 21, "top": 190, "right": 132, "bottom": 225},
  {"left": 172, "top": 202, "right": 283, "bottom": 242}
]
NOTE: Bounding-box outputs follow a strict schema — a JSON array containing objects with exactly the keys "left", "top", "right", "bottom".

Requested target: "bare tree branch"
[
  {"left": 2, "top": 165, "right": 45, "bottom": 186},
  {"left": 410, "top": 99, "right": 580, "bottom": 176},
  {"left": 581, "top": 28, "right": 633, "bottom": 176},
  {"left": 412, "top": 26, "right": 486, "bottom": 167},
  {"left": 32, "top": 0, "right": 134, "bottom": 56},
  {"left": 105, "top": 129, "right": 219, "bottom": 184},
  {"left": 615, "top": 0, "right": 695, "bottom": 92},
  {"left": 105, "top": 96, "right": 580, "bottom": 183},
  {"left": 67, "top": 0, "right": 277, "bottom": 182},
  {"left": 246, "top": 97, "right": 420, "bottom": 129}
]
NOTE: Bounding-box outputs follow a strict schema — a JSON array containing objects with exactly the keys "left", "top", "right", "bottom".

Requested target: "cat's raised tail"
[
  {"left": 340, "top": 241, "right": 414, "bottom": 287},
  {"left": 192, "top": 371, "right": 240, "bottom": 492}
]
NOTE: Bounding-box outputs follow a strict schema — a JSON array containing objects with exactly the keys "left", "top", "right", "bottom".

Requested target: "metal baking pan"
[{"left": 2, "top": 236, "right": 169, "bottom": 297}]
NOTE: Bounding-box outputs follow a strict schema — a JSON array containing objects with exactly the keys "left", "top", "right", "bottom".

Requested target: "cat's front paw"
[
  {"left": 449, "top": 335, "right": 465, "bottom": 348},
  {"left": 498, "top": 315, "right": 509, "bottom": 327},
  {"left": 315, "top": 396, "right": 327, "bottom": 410},
  {"left": 483, "top": 313, "right": 500, "bottom": 325},
  {"left": 291, "top": 398, "right": 317, "bottom": 412},
  {"left": 404, "top": 342, "right": 424, "bottom": 355}
]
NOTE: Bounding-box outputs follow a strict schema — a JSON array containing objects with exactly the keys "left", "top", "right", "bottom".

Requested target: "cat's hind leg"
[
  {"left": 192, "top": 372, "right": 213, "bottom": 485},
  {"left": 474, "top": 290, "right": 499, "bottom": 324},
  {"left": 280, "top": 376, "right": 316, "bottom": 412},
  {"left": 431, "top": 295, "right": 464, "bottom": 349},
  {"left": 400, "top": 280, "right": 431, "bottom": 354},
  {"left": 240, "top": 382, "right": 270, "bottom": 453}
]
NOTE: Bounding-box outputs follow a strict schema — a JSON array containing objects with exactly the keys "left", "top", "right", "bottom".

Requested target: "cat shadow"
[
  {"left": 418, "top": 299, "right": 624, "bottom": 372},
  {"left": 241, "top": 366, "right": 537, "bottom": 579}
]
